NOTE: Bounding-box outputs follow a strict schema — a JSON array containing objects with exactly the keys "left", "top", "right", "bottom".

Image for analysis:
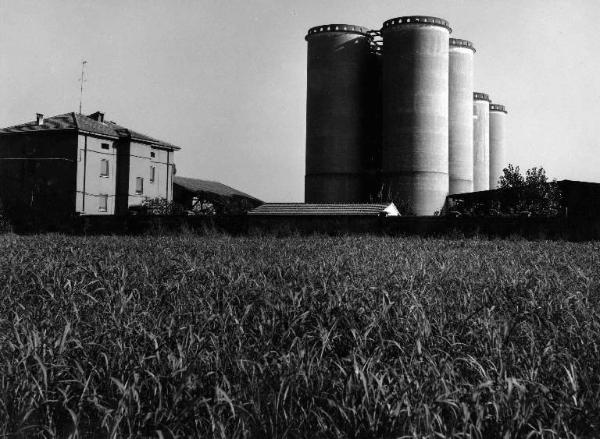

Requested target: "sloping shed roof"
[
  {"left": 248, "top": 203, "right": 399, "bottom": 216},
  {"left": 446, "top": 188, "right": 508, "bottom": 202},
  {"left": 446, "top": 180, "right": 600, "bottom": 203},
  {"left": 0, "top": 112, "right": 180, "bottom": 150},
  {"left": 174, "top": 176, "right": 262, "bottom": 203}
]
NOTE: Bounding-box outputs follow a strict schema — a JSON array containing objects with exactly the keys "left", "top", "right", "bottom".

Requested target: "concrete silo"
[
  {"left": 473, "top": 92, "right": 490, "bottom": 191},
  {"left": 381, "top": 16, "right": 451, "bottom": 215},
  {"left": 448, "top": 38, "right": 475, "bottom": 195},
  {"left": 489, "top": 103, "right": 507, "bottom": 189},
  {"left": 304, "top": 24, "right": 376, "bottom": 203},
  {"left": 363, "top": 31, "right": 383, "bottom": 201}
]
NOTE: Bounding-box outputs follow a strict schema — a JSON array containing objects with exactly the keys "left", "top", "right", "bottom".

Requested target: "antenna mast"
[{"left": 79, "top": 60, "right": 87, "bottom": 114}]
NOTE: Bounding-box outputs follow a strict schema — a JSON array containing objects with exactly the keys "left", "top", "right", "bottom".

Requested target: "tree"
[
  {"left": 498, "top": 165, "right": 562, "bottom": 216},
  {"left": 498, "top": 164, "right": 525, "bottom": 189}
]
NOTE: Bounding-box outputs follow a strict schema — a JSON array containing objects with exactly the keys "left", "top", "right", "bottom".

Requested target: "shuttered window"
[
  {"left": 100, "top": 159, "right": 109, "bottom": 177},
  {"left": 136, "top": 177, "right": 144, "bottom": 194},
  {"left": 98, "top": 195, "right": 108, "bottom": 212}
]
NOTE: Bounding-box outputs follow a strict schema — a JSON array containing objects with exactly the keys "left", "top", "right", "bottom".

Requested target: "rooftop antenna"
[{"left": 78, "top": 60, "right": 87, "bottom": 114}]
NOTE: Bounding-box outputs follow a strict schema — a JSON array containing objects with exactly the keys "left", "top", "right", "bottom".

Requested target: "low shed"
[
  {"left": 558, "top": 180, "right": 600, "bottom": 217},
  {"left": 173, "top": 176, "right": 262, "bottom": 215},
  {"left": 445, "top": 180, "right": 600, "bottom": 218}
]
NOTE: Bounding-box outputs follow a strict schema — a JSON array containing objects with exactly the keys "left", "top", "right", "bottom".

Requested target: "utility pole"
[{"left": 79, "top": 60, "right": 87, "bottom": 114}]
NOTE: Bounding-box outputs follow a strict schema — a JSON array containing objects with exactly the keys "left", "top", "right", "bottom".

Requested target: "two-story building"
[{"left": 0, "top": 111, "right": 180, "bottom": 222}]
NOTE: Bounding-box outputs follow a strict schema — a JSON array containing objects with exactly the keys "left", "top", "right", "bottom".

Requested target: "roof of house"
[
  {"left": 248, "top": 203, "right": 399, "bottom": 216},
  {"left": 174, "top": 176, "right": 262, "bottom": 203},
  {"left": 0, "top": 112, "right": 180, "bottom": 150}
]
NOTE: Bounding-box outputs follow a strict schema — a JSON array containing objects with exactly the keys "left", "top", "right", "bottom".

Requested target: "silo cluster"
[{"left": 304, "top": 15, "right": 508, "bottom": 214}]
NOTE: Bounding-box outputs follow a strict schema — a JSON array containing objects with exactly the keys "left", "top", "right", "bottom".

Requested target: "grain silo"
[
  {"left": 448, "top": 38, "right": 475, "bottom": 195},
  {"left": 489, "top": 103, "right": 507, "bottom": 188},
  {"left": 381, "top": 16, "right": 451, "bottom": 215},
  {"left": 473, "top": 92, "right": 490, "bottom": 191},
  {"left": 304, "top": 24, "right": 375, "bottom": 203},
  {"left": 363, "top": 31, "right": 383, "bottom": 202}
]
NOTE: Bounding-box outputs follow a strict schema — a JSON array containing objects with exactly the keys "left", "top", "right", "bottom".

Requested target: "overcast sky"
[{"left": 1, "top": 0, "right": 599, "bottom": 202}]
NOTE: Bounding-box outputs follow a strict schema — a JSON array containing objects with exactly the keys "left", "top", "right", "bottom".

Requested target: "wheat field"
[{"left": 1, "top": 234, "right": 599, "bottom": 438}]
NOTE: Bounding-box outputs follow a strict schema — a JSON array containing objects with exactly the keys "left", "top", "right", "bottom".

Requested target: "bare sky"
[{"left": 1, "top": 0, "right": 599, "bottom": 202}]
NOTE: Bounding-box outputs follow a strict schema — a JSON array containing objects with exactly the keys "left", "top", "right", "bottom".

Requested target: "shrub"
[{"left": 134, "top": 197, "right": 187, "bottom": 215}]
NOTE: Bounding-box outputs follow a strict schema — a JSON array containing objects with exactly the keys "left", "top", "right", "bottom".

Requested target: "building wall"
[
  {"left": 126, "top": 141, "right": 174, "bottom": 208},
  {"left": 1, "top": 130, "right": 176, "bottom": 219},
  {"left": 0, "top": 131, "right": 78, "bottom": 224},
  {"left": 115, "top": 139, "right": 131, "bottom": 216},
  {"left": 148, "top": 147, "right": 174, "bottom": 202},
  {"left": 76, "top": 134, "right": 118, "bottom": 215}
]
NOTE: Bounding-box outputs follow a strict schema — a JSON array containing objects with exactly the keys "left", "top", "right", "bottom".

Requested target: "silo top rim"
[
  {"left": 381, "top": 16, "right": 451, "bottom": 33},
  {"left": 450, "top": 38, "right": 475, "bottom": 52},
  {"left": 473, "top": 92, "right": 491, "bottom": 102},
  {"left": 305, "top": 24, "right": 371, "bottom": 40},
  {"left": 490, "top": 103, "right": 508, "bottom": 113}
]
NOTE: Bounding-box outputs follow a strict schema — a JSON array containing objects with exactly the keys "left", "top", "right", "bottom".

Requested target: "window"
[
  {"left": 100, "top": 159, "right": 109, "bottom": 177},
  {"left": 150, "top": 151, "right": 156, "bottom": 158},
  {"left": 136, "top": 177, "right": 144, "bottom": 194},
  {"left": 98, "top": 194, "right": 108, "bottom": 212},
  {"left": 101, "top": 143, "right": 110, "bottom": 150},
  {"left": 150, "top": 166, "right": 156, "bottom": 183}
]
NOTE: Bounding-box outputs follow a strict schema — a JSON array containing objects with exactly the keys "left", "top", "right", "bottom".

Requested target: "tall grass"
[{"left": 1, "top": 235, "right": 599, "bottom": 438}]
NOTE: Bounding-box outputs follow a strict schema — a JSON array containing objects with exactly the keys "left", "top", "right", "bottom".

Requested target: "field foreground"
[{"left": 1, "top": 235, "right": 599, "bottom": 438}]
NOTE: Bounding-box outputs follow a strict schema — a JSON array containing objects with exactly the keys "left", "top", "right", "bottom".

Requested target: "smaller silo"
[
  {"left": 489, "top": 103, "right": 507, "bottom": 189},
  {"left": 449, "top": 38, "right": 475, "bottom": 195},
  {"left": 473, "top": 92, "right": 490, "bottom": 191}
]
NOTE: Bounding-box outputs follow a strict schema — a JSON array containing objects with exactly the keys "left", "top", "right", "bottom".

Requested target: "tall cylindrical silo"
[
  {"left": 448, "top": 38, "right": 475, "bottom": 195},
  {"left": 305, "top": 24, "right": 374, "bottom": 203},
  {"left": 473, "top": 92, "right": 490, "bottom": 191},
  {"left": 381, "top": 16, "right": 451, "bottom": 215},
  {"left": 489, "top": 103, "right": 507, "bottom": 189},
  {"left": 364, "top": 46, "right": 383, "bottom": 201}
]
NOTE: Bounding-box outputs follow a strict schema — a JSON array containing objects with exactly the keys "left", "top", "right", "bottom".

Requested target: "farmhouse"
[{"left": 0, "top": 111, "right": 179, "bottom": 222}]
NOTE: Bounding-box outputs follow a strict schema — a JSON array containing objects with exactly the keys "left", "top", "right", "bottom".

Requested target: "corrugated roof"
[
  {"left": 174, "top": 176, "right": 261, "bottom": 202},
  {"left": 74, "top": 113, "right": 121, "bottom": 138},
  {"left": 0, "top": 112, "right": 180, "bottom": 150},
  {"left": 104, "top": 121, "right": 180, "bottom": 149},
  {"left": 248, "top": 203, "right": 394, "bottom": 216},
  {"left": 0, "top": 113, "right": 78, "bottom": 134}
]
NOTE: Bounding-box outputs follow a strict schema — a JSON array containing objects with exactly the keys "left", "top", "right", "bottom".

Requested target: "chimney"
[
  {"left": 36, "top": 113, "right": 44, "bottom": 125},
  {"left": 89, "top": 111, "right": 105, "bottom": 123}
]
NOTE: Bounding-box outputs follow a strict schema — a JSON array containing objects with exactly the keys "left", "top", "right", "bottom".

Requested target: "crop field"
[{"left": 1, "top": 234, "right": 600, "bottom": 438}]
